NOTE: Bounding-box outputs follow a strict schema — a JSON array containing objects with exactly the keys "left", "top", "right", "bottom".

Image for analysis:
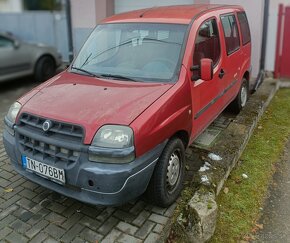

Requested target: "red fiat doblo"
[{"left": 3, "top": 5, "right": 251, "bottom": 207}]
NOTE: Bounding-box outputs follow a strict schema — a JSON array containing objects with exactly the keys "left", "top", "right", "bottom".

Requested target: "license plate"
[{"left": 22, "top": 156, "right": 65, "bottom": 184}]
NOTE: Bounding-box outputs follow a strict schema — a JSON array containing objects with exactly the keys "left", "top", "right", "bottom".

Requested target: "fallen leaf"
[
  {"left": 224, "top": 187, "right": 229, "bottom": 194},
  {"left": 233, "top": 176, "right": 242, "bottom": 184},
  {"left": 4, "top": 188, "right": 13, "bottom": 193},
  {"left": 258, "top": 126, "right": 263, "bottom": 129},
  {"left": 255, "top": 223, "right": 264, "bottom": 230},
  {"left": 251, "top": 227, "right": 258, "bottom": 233},
  {"left": 244, "top": 234, "right": 254, "bottom": 241}
]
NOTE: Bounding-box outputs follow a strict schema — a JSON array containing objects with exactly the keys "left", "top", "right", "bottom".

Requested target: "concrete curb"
[{"left": 164, "top": 79, "right": 280, "bottom": 243}]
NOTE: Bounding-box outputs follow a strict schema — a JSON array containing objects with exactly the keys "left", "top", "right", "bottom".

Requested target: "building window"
[{"left": 23, "top": 0, "right": 62, "bottom": 11}]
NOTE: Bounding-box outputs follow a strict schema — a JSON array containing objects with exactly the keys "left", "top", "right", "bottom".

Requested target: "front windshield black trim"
[
  {"left": 71, "top": 66, "right": 99, "bottom": 77},
  {"left": 69, "top": 22, "right": 189, "bottom": 84},
  {"left": 173, "top": 22, "right": 194, "bottom": 83}
]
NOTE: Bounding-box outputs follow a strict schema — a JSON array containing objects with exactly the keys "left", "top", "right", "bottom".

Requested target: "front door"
[{"left": 190, "top": 17, "right": 224, "bottom": 137}]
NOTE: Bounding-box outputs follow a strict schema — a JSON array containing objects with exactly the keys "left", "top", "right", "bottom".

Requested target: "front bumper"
[{"left": 3, "top": 127, "right": 166, "bottom": 206}]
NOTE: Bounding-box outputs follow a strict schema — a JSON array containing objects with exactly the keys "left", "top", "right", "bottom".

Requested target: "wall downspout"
[
  {"left": 253, "top": 0, "right": 269, "bottom": 92},
  {"left": 65, "top": 0, "right": 74, "bottom": 63}
]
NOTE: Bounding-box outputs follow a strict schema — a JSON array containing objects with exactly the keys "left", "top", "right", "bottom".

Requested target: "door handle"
[{"left": 219, "top": 69, "right": 225, "bottom": 79}]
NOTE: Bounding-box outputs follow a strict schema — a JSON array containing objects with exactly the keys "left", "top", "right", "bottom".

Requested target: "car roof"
[
  {"left": 0, "top": 32, "right": 15, "bottom": 39},
  {"left": 102, "top": 4, "right": 244, "bottom": 24}
]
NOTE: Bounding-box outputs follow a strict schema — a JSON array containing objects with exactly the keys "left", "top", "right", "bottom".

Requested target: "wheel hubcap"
[
  {"left": 166, "top": 151, "right": 180, "bottom": 188},
  {"left": 241, "top": 85, "right": 247, "bottom": 107}
]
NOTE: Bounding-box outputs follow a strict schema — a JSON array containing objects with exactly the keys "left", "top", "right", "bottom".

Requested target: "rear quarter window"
[
  {"left": 237, "top": 12, "right": 251, "bottom": 45},
  {"left": 0, "top": 36, "right": 14, "bottom": 48},
  {"left": 220, "top": 14, "right": 240, "bottom": 55}
]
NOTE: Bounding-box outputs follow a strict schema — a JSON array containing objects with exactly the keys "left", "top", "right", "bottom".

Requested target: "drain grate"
[{"left": 194, "top": 128, "right": 222, "bottom": 147}]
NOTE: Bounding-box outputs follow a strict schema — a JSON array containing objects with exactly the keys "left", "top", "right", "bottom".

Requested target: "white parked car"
[{"left": 0, "top": 32, "right": 62, "bottom": 82}]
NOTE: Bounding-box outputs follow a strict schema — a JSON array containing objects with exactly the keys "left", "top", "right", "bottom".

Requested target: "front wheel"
[
  {"left": 34, "top": 56, "right": 56, "bottom": 82},
  {"left": 145, "top": 138, "right": 185, "bottom": 207},
  {"left": 228, "top": 78, "right": 249, "bottom": 114}
]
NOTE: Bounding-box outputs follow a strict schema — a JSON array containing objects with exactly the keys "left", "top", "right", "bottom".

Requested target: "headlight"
[
  {"left": 92, "top": 125, "right": 134, "bottom": 148},
  {"left": 7, "top": 102, "right": 21, "bottom": 124},
  {"left": 89, "top": 125, "right": 135, "bottom": 163}
]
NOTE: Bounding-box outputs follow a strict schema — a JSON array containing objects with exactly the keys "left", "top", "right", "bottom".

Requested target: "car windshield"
[{"left": 71, "top": 23, "right": 188, "bottom": 82}]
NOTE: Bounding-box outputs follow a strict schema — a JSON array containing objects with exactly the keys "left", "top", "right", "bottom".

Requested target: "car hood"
[{"left": 21, "top": 71, "right": 173, "bottom": 144}]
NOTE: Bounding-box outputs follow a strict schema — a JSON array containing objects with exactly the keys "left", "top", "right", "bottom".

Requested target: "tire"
[
  {"left": 34, "top": 56, "right": 56, "bottom": 82},
  {"left": 228, "top": 78, "right": 249, "bottom": 114},
  {"left": 145, "top": 138, "right": 185, "bottom": 207}
]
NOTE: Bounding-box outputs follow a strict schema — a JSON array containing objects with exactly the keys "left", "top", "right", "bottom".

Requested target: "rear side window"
[
  {"left": 221, "top": 14, "right": 240, "bottom": 55},
  {"left": 193, "top": 18, "right": 221, "bottom": 66},
  {"left": 237, "top": 12, "right": 251, "bottom": 45},
  {"left": 0, "top": 36, "right": 14, "bottom": 48}
]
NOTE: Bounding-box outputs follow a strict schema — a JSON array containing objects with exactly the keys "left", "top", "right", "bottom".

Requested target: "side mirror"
[
  {"left": 191, "top": 58, "right": 213, "bottom": 81},
  {"left": 13, "top": 40, "right": 20, "bottom": 49},
  {"left": 200, "top": 58, "right": 213, "bottom": 81}
]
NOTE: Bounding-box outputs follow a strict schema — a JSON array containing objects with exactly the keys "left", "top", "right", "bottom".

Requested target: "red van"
[{"left": 3, "top": 5, "right": 251, "bottom": 207}]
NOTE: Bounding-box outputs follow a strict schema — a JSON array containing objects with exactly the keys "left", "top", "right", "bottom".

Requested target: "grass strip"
[{"left": 210, "top": 88, "right": 290, "bottom": 242}]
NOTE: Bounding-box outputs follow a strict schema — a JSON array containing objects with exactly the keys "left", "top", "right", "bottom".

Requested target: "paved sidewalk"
[
  {"left": 0, "top": 117, "right": 177, "bottom": 242},
  {"left": 0, "top": 110, "right": 235, "bottom": 242},
  {"left": 254, "top": 140, "right": 290, "bottom": 242}
]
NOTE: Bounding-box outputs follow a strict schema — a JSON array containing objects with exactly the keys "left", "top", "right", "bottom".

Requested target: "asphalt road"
[{"left": 255, "top": 140, "right": 290, "bottom": 242}]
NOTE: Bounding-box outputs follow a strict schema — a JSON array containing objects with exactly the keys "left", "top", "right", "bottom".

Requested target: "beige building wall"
[
  {"left": 70, "top": 0, "right": 114, "bottom": 27},
  {"left": 0, "top": 0, "right": 22, "bottom": 12},
  {"left": 71, "top": 0, "right": 97, "bottom": 28},
  {"left": 70, "top": 0, "right": 114, "bottom": 53},
  {"left": 114, "top": 0, "right": 194, "bottom": 14}
]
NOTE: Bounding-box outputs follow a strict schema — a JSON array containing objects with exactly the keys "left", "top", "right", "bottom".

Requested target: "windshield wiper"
[
  {"left": 70, "top": 68, "right": 139, "bottom": 82},
  {"left": 81, "top": 39, "right": 133, "bottom": 68},
  {"left": 99, "top": 74, "right": 138, "bottom": 82},
  {"left": 141, "top": 37, "right": 182, "bottom": 46},
  {"left": 80, "top": 53, "right": 92, "bottom": 68},
  {"left": 70, "top": 66, "right": 100, "bottom": 77}
]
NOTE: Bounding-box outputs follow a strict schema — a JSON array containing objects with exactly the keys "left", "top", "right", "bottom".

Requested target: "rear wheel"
[
  {"left": 34, "top": 56, "right": 56, "bottom": 82},
  {"left": 228, "top": 78, "right": 249, "bottom": 114},
  {"left": 145, "top": 138, "right": 185, "bottom": 207}
]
